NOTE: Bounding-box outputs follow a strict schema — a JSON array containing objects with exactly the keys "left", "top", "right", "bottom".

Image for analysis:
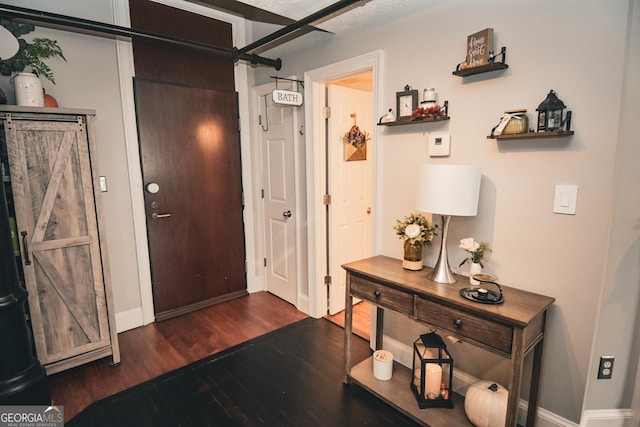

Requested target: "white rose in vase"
[
  {"left": 405, "top": 223, "right": 421, "bottom": 239},
  {"left": 459, "top": 237, "right": 480, "bottom": 253}
]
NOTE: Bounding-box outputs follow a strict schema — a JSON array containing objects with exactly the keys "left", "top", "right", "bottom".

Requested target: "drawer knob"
[
  {"left": 453, "top": 319, "right": 463, "bottom": 328},
  {"left": 373, "top": 290, "right": 381, "bottom": 298}
]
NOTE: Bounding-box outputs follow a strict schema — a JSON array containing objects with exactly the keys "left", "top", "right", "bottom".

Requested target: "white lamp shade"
[{"left": 416, "top": 164, "right": 481, "bottom": 216}]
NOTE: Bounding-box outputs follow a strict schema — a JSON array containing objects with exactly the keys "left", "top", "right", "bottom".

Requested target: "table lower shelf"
[{"left": 349, "top": 357, "right": 472, "bottom": 426}]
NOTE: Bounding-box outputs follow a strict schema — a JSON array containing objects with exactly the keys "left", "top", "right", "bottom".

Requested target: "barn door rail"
[
  {"left": 0, "top": 3, "right": 282, "bottom": 70},
  {"left": 236, "top": 0, "right": 367, "bottom": 56}
]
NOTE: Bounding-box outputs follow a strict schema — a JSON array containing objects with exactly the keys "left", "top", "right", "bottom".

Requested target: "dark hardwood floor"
[{"left": 48, "top": 291, "right": 308, "bottom": 422}]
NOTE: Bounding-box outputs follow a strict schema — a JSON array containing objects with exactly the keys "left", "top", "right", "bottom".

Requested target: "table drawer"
[
  {"left": 415, "top": 297, "right": 513, "bottom": 355},
  {"left": 350, "top": 275, "right": 414, "bottom": 315}
]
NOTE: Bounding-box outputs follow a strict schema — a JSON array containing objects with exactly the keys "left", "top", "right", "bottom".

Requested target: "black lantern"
[
  {"left": 411, "top": 332, "right": 454, "bottom": 409},
  {"left": 536, "top": 89, "right": 572, "bottom": 132}
]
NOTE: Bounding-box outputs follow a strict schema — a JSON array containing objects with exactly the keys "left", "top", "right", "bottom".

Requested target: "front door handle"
[
  {"left": 152, "top": 213, "right": 172, "bottom": 219},
  {"left": 283, "top": 210, "right": 292, "bottom": 218}
]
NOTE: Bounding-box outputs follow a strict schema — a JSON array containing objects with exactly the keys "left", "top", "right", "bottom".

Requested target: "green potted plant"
[{"left": 0, "top": 20, "right": 65, "bottom": 106}]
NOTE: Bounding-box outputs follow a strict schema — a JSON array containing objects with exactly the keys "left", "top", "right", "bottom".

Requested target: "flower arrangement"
[
  {"left": 458, "top": 238, "right": 491, "bottom": 268},
  {"left": 394, "top": 213, "right": 437, "bottom": 246},
  {"left": 343, "top": 124, "right": 370, "bottom": 149}
]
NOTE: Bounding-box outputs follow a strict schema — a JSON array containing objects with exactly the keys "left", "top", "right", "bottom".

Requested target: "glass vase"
[{"left": 402, "top": 240, "right": 423, "bottom": 271}]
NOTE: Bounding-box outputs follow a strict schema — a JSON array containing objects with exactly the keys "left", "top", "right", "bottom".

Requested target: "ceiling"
[{"left": 193, "top": 0, "right": 424, "bottom": 34}]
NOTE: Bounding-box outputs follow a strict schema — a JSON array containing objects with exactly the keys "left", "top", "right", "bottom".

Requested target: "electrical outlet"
[{"left": 597, "top": 356, "right": 614, "bottom": 379}]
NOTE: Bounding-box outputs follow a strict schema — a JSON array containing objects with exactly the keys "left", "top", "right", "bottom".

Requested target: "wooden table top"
[{"left": 343, "top": 255, "right": 555, "bottom": 328}]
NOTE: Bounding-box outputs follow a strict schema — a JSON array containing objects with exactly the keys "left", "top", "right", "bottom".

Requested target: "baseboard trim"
[
  {"left": 580, "top": 409, "right": 633, "bottom": 427},
  {"left": 115, "top": 307, "right": 144, "bottom": 333}
]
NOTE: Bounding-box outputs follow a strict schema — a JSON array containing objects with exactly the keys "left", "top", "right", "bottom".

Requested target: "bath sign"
[
  {"left": 272, "top": 89, "right": 303, "bottom": 106},
  {"left": 466, "top": 28, "right": 494, "bottom": 68}
]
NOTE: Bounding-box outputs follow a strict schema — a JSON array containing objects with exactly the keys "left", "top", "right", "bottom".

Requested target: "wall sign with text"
[
  {"left": 466, "top": 28, "right": 494, "bottom": 68},
  {"left": 272, "top": 89, "right": 303, "bottom": 106}
]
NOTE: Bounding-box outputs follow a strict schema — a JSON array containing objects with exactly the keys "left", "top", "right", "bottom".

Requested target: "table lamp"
[{"left": 416, "top": 164, "right": 481, "bottom": 284}]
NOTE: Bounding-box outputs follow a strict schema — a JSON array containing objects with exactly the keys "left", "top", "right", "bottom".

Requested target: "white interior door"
[
  {"left": 327, "top": 83, "right": 373, "bottom": 315},
  {"left": 257, "top": 83, "right": 298, "bottom": 305}
]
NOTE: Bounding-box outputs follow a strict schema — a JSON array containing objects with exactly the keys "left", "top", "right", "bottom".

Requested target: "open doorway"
[{"left": 304, "top": 51, "right": 383, "bottom": 341}]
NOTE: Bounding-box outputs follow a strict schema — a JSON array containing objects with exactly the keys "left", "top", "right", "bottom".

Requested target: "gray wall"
[
  {"left": 0, "top": 0, "right": 143, "bottom": 317},
  {"left": 2, "top": 0, "right": 639, "bottom": 423},
  {"left": 253, "top": 0, "right": 640, "bottom": 423}
]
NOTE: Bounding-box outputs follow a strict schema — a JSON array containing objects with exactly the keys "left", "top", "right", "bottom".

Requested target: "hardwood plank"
[
  {"left": 48, "top": 291, "right": 308, "bottom": 422},
  {"left": 325, "top": 301, "right": 371, "bottom": 340},
  {"left": 67, "top": 317, "right": 418, "bottom": 427}
]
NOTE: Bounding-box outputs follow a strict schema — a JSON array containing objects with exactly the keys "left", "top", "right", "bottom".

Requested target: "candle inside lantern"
[{"left": 424, "top": 363, "right": 443, "bottom": 399}]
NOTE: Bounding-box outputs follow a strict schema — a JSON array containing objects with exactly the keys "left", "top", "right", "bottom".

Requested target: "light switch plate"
[
  {"left": 99, "top": 176, "right": 108, "bottom": 192},
  {"left": 553, "top": 184, "right": 578, "bottom": 214},
  {"left": 428, "top": 133, "right": 450, "bottom": 157}
]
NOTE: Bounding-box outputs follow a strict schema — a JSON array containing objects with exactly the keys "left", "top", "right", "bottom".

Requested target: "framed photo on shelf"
[{"left": 396, "top": 87, "right": 418, "bottom": 120}]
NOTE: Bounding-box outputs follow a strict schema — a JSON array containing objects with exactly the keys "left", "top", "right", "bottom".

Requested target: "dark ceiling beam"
[
  {"left": 0, "top": 3, "right": 282, "bottom": 70},
  {"left": 186, "top": 0, "right": 329, "bottom": 31},
  {"left": 236, "top": 0, "right": 365, "bottom": 55}
]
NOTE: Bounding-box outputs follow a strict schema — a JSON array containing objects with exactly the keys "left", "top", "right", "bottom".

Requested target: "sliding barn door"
[{"left": 4, "top": 113, "right": 115, "bottom": 369}]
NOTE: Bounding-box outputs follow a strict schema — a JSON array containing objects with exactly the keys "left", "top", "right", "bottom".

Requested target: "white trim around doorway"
[{"left": 303, "top": 51, "right": 384, "bottom": 319}]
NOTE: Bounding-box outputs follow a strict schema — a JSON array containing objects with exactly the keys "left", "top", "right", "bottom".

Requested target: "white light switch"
[
  {"left": 99, "top": 176, "right": 108, "bottom": 192},
  {"left": 553, "top": 184, "right": 578, "bottom": 215}
]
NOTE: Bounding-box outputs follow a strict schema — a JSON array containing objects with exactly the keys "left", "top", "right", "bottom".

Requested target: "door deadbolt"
[{"left": 145, "top": 182, "right": 160, "bottom": 194}]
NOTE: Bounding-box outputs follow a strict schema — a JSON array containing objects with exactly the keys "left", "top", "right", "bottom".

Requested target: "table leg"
[
  {"left": 526, "top": 312, "right": 548, "bottom": 426},
  {"left": 506, "top": 327, "right": 526, "bottom": 426},
  {"left": 375, "top": 307, "right": 384, "bottom": 350},
  {"left": 344, "top": 272, "right": 354, "bottom": 383}
]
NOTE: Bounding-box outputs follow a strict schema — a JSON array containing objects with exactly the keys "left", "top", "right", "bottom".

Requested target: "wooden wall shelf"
[
  {"left": 487, "top": 130, "right": 574, "bottom": 140},
  {"left": 378, "top": 116, "right": 450, "bottom": 127},
  {"left": 453, "top": 47, "right": 508, "bottom": 77},
  {"left": 453, "top": 62, "right": 508, "bottom": 77}
]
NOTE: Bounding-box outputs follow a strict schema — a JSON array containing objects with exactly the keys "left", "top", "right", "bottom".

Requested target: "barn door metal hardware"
[
  {"left": 0, "top": 3, "right": 282, "bottom": 70},
  {"left": 236, "top": 0, "right": 369, "bottom": 56}
]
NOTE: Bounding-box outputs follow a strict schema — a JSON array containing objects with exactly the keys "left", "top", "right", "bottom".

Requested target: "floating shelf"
[
  {"left": 453, "top": 47, "right": 508, "bottom": 77},
  {"left": 378, "top": 116, "right": 450, "bottom": 127},
  {"left": 487, "top": 130, "right": 574, "bottom": 140},
  {"left": 453, "top": 62, "right": 508, "bottom": 77}
]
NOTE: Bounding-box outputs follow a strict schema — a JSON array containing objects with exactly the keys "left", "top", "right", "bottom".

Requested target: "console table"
[{"left": 342, "top": 255, "right": 554, "bottom": 426}]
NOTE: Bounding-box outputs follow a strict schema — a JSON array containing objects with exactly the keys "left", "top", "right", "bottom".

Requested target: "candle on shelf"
[{"left": 424, "top": 363, "right": 442, "bottom": 399}]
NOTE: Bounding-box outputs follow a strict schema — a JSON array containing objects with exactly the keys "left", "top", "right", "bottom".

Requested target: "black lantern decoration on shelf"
[
  {"left": 536, "top": 89, "right": 572, "bottom": 132},
  {"left": 411, "top": 332, "right": 454, "bottom": 409}
]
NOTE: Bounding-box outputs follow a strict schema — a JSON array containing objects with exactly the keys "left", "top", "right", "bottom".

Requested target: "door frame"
[
  {"left": 303, "top": 51, "right": 383, "bottom": 318},
  {"left": 112, "top": 0, "right": 255, "bottom": 330}
]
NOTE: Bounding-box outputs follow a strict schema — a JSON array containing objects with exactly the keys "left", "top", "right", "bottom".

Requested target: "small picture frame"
[{"left": 396, "top": 87, "right": 418, "bottom": 120}]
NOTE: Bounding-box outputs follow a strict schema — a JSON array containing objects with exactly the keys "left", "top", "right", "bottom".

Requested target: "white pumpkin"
[{"left": 464, "top": 381, "right": 509, "bottom": 427}]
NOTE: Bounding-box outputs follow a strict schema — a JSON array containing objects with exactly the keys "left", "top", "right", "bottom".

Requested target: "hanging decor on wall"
[
  {"left": 343, "top": 113, "right": 370, "bottom": 161},
  {"left": 271, "top": 75, "right": 304, "bottom": 106}
]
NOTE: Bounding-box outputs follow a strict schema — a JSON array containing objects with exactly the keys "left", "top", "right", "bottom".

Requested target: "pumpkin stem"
[{"left": 488, "top": 383, "right": 499, "bottom": 392}]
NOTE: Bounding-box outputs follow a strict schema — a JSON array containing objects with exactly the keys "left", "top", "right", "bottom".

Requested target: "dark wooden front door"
[
  {"left": 129, "top": 0, "right": 245, "bottom": 320},
  {"left": 134, "top": 79, "right": 247, "bottom": 319}
]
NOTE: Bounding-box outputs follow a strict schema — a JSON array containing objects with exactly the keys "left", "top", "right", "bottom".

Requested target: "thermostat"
[{"left": 428, "top": 133, "right": 450, "bottom": 157}]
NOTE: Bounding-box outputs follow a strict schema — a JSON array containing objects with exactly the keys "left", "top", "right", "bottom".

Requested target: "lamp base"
[{"left": 428, "top": 215, "right": 458, "bottom": 284}]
